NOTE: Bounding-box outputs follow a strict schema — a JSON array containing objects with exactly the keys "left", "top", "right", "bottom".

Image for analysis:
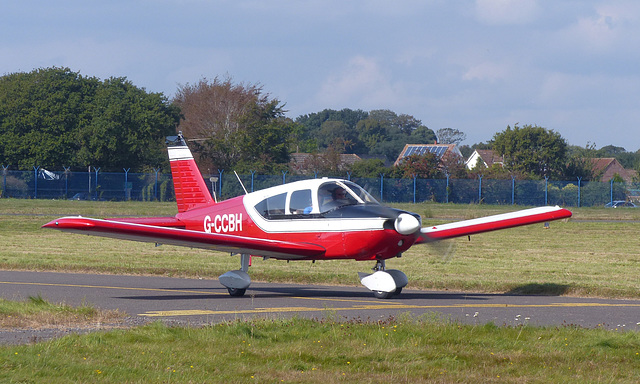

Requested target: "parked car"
[{"left": 604, "top": 200, "right": 637, "bottom": 208}]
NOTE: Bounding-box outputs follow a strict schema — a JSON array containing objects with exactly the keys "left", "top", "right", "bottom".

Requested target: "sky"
[{"left": 3, "top": 0, "right": 640, "bottom": 151}]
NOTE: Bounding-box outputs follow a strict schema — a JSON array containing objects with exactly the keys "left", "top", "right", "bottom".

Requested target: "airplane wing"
[
  {"left": 42, "top": 217, "right": 326, "bottom": 260},
  {"left": 419, "top": 206, "right": 572, "bottom": 242}
]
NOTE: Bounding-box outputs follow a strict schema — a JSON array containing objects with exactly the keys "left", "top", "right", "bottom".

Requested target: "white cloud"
[
  {"left": 474, "top": 0, "right": 540, "bottom": 25},
  {"left": 462, "top": 61, "right": 513, "bottom": 82},
  {"left": 556, "top": 1, "right": 640, "bottom": 54},
  {"left": 316, "top": 56, "right": 392, "bottom": 107}
]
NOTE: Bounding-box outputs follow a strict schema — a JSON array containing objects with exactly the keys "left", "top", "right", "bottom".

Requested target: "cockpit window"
[
  {"left": 318, "top": 182, "right": 359, "bottom": 213},
  {"left": 289, "top": 189, "right": 313, "bottom": 214},
  {"left": 254, "top": 192, "right": 287, "bottom": 218}
]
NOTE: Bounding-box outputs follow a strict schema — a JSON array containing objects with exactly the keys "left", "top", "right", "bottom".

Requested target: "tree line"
[{"left": 1, "top": 67, "right": 639, "bottom": 181}]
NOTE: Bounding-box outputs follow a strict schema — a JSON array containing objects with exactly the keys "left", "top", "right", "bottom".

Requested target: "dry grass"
[{"left": 0, "top": 295, "right": 125, "bottom": 329}]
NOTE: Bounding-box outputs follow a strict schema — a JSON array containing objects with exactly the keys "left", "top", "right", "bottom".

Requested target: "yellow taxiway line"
[
  {"left": 139, "top": 302, "right": 640, "bottom": 317},
  {"left": 3, "top": 280, "right": 639, "bottom": 319}
]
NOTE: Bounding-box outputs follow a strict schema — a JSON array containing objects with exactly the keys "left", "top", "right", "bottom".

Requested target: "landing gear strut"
[
  {"left": 219, "top": 254, "right": 251, "bottom": 297},
  {"left": 358, "top": 259, "right": 408, "bottom": 299}
]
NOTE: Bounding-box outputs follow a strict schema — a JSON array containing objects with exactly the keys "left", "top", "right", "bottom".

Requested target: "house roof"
[
  {"left": 475, "top": 150, "right": 503, "bottom": 167},
  {"left": 588, "top": 158, "right": 637, "bottom": 183},
  {"left": 394, "top": 144, "right": 462, "bottom": 166},
  {"left": 589, "top": 158, "right": 617, "bottom": 173},
  {"left": 465, "top": 149, "right": 504, "bottom": 169}
]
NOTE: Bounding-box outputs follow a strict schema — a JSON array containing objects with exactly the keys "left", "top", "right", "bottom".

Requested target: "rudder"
[{"left": 167, "top": 133, "right": 215, "bottom": 213}]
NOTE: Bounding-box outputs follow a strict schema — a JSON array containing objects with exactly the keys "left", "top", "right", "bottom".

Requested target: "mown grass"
[
  {"left": 0, "top": 295, "right": 124, "bottom": 329},
  {"left": 1, "top": 316, "right": 639, "bottom": 383},
  {"left": 1, "top": 198, "right": 638, "bottom": 298},
  {"left": 1, "top": 199, "right": 639, "bottom": 382}
]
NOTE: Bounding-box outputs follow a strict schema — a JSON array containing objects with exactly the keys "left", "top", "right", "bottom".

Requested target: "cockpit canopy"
[{"left": 251, "top": 179, "right": 379, "bottom": 220}]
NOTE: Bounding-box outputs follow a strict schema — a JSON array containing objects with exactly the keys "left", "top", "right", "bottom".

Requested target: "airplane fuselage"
[{"left": 175, "top": 193, "right": 419, "bottom": 261}]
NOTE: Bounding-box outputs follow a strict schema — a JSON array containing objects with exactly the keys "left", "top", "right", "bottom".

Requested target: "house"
[
  {"left": 589, "top": 158, "right": 637, "bottom": 183},
  {"left": 393, "top": 143, "right": 462, "bottom": 166},
  {"left": 465, "top": 149, "right": 504, "bottom": 170}
]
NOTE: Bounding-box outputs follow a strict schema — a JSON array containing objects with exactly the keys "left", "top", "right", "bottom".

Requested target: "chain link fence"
[{"left": 1, "top": 167, "right": 636, "bottom": 207}]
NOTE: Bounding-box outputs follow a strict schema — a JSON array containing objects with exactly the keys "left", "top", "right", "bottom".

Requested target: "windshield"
[
  {"left": 343, "top": 181, "right": 380, "bottom": 204},
  {"left": 318, "top": 181, "right": 379, "bottom": 213}
]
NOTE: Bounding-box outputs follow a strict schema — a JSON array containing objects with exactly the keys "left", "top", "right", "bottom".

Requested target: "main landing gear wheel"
[
  {"left": 373, "top": 287, "right": 403, "bottom": 299},
  {"left": 373, "top": 290, "right": 394, "bottom": 299},
  {"left": 219, "top": 254, "right": 252, "bottom": 297},
  {"left": 227, "top": 288, "right": 246, "bottom": 297}
]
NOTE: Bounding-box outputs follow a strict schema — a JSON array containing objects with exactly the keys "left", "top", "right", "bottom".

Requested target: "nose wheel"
[{"left": 358, "top": 260, "right": 408, "bottom": 299}]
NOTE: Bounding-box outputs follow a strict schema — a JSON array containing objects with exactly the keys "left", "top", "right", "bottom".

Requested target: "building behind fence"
[{"left": 1, "top": 167, "right": 637, "bottom": 207}]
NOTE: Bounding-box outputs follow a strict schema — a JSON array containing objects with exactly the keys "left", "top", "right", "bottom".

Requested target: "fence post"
[
  {"left": 123, "top": 168, "right": 130, "bottom": 200},
  {"left": 92, "top": 167, "right": 100, "bottom": 200},
  {"left": 217, "top": 170, "right": 224, "bottom": 199},
  {"left": 379, "top": 173, "right": 384, "bottom": 202},
  {"left": 544, "top": 177, "right": 549, "bottom": 205},
  {"left": 577, "top": 177, "right": 582, "bottom": 207},
  {"left": 610, "top": 179, "right": 614, "bottom": 206},
  {"left": 412, "top": 174, "right": 417, "bottom": 204},
  {"left": 33, "top": 166, "right": 40, "bottom": 198},
  {"left": 63, "top": 167, "right": 70, "bottom": 199},
  {"left": 2, "top": 165, "right": 8, "bottom": 198},
  {"left": 478, "top": 175, "right": 483, "bottom": 203},
  {"left": 446, "top": 173, "right": 450, "bottom": 203},
  {"left": 153, "top": 168, "right": 160, "bottom": 201},
  {"left": 250, "top": 170, "right": 256, "bottom": 192},
  {"left": 511, "top": 176, "right": 515, "bottom": 205}
]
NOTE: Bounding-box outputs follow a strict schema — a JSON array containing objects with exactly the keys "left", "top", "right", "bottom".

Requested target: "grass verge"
[
  {"left": 1, "top": 316, "right": 639, "bottom": 383},
  {"left": 0, "top": 295, "right": 124, "bottom": 329}
]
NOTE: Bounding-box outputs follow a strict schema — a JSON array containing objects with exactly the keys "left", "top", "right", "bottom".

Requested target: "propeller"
[{"left": 429, "top": 239, "right": 457, "bottom": 263}]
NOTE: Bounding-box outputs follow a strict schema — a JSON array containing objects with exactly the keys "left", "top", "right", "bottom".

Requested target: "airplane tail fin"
[{"left": 167, "top": 133, "right": 215, "bottom": 213}]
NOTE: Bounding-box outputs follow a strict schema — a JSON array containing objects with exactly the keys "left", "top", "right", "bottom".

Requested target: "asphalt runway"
[{"left": 1, "top": 270, "right": 639, "bottom": 343}]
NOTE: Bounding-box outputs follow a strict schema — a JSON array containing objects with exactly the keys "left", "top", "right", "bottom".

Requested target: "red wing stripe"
[
  {"left": 420, "top": 206, "right": 572, "bottom": 241},
  {"left": 43, "top": 217, "right": 326, "bottom": 259}
]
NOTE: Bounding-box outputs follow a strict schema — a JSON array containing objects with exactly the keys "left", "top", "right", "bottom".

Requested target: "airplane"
[{"left": 43, "top": 133, "right": 572, "bottom": 299}]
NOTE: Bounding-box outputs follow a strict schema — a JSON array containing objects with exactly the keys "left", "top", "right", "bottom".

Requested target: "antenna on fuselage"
[{"left": 234, "top": 171, "right": 249, "bottom": 195}]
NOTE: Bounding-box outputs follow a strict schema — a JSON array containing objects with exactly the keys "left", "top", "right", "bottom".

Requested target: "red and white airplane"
[{"left": 44, "top": 133, "right": 572, "bottom": 298}]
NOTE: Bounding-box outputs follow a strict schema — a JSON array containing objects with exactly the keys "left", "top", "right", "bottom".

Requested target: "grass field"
[
  {"left": 1, "top": 199, "right": 639, "bottom": 382},
  {"left": 1, "top": 315, "right": 638, "bottom": 383},
  {"left": 1, "top": 199, "right": 638, "bottom": 298}
]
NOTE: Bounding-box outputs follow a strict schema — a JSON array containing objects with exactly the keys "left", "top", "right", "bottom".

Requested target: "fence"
[{"left": 0, "top": 166, "right": 636, "bottom": 207}]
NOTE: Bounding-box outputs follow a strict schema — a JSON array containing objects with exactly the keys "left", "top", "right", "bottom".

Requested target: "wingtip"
[
  {"left": 42, "top": 217, "right": 94, "bottom": 229},
  {"left": 42, "top": 220, "right": 57, "bottom": 229}
]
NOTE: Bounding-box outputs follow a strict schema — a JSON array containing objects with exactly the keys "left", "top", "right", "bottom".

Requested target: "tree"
[
  {"left": 355, "top": 118, "right": 387, "bottom": 154},
  {"left": 0, "top": 67, "right": 180, "bottom": 171},
  {"left": 174, "top": 76, "right": 296, "bottom": 172},
  {"left": 76, "top": 77, "right": 181, "bottom": 171},
  {"left": 294, "top": 108, "right": 436, "bottom": 163},
  {"left": 436, "top": 128, "right": 466, "bottom": 145},
  {"left": 391, "top": 153, "right": 443, "bottom": 179},
  {"left": 350, "top": 158, "right": 388, "bottom": 178},
  {"left": 492, "top": 124, "right": 568, "bottom": 179}
]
